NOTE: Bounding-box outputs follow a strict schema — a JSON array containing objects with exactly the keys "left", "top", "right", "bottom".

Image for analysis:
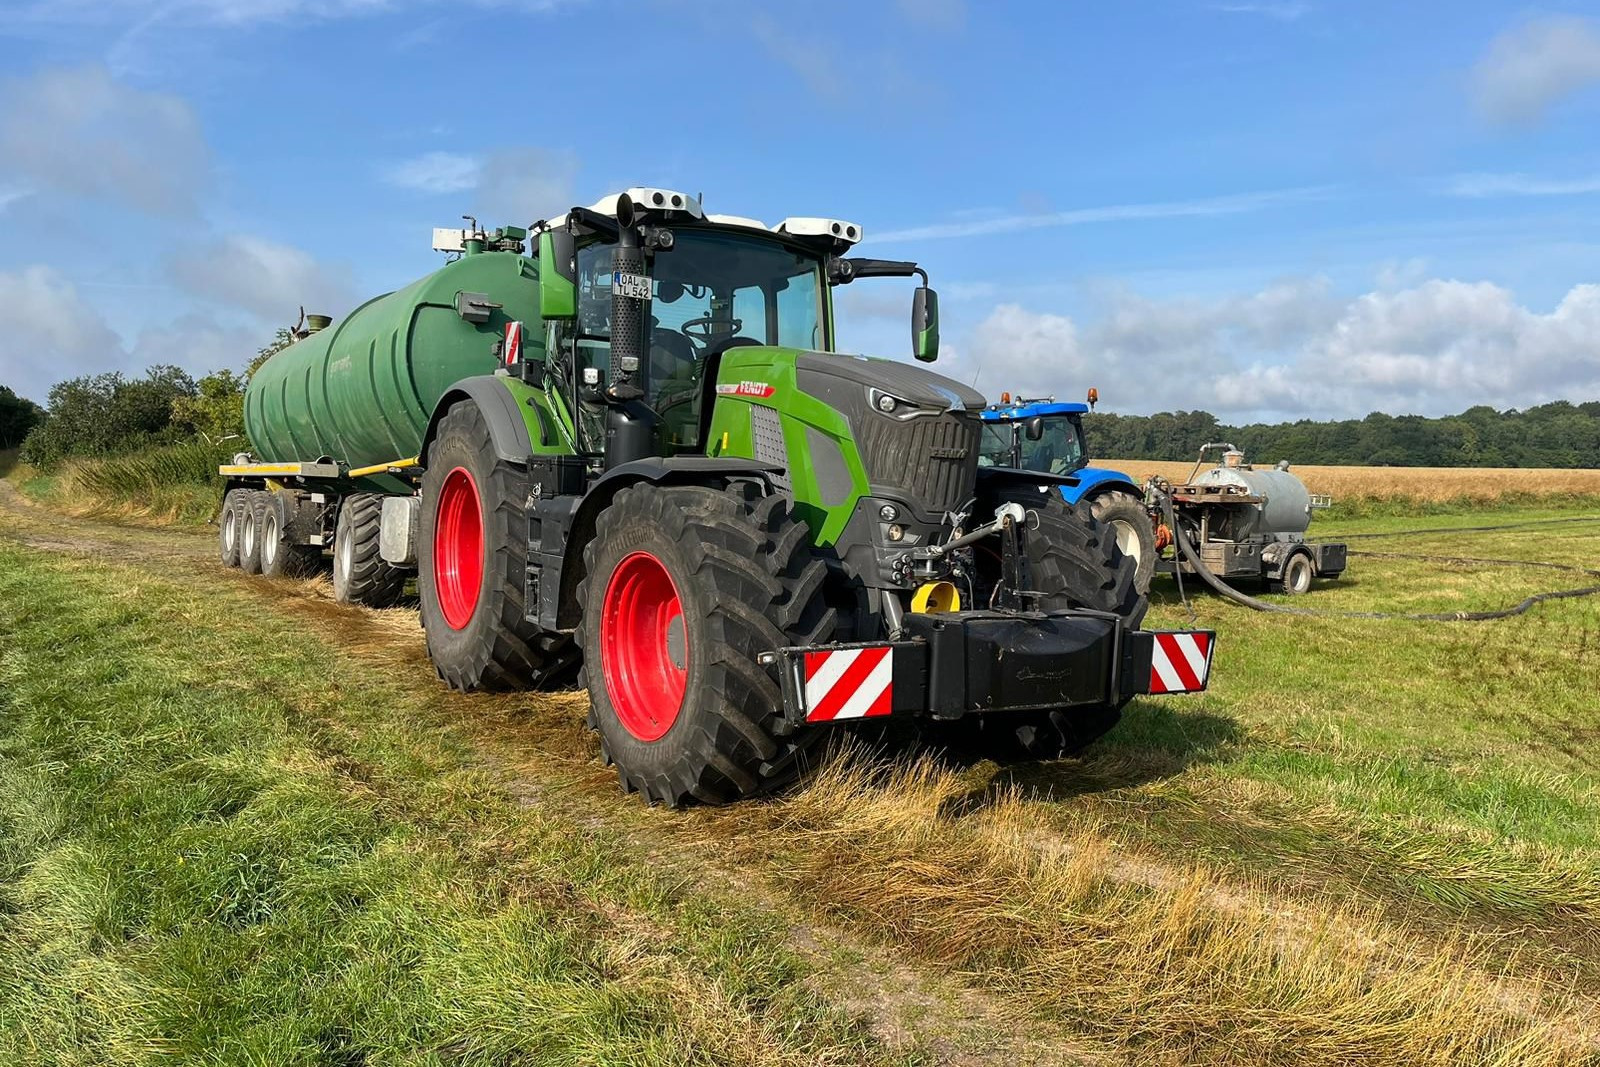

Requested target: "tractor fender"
[
  {"left": 421, "top": 376, "right": 535, "bottom": 467},
  {"left": 551, "top": 457, "right": 785, "bottom": 631},
  {"left": 1057, "top": 467, "right": 1140, "bottom": 506}
]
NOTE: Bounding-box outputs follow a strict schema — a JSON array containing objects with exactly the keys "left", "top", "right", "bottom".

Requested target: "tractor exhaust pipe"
[{"left": 604, "top": 193, "right": 657, "bottom": 470}]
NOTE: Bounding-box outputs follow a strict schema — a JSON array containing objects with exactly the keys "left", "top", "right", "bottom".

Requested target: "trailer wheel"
[
  {"left": 417, "top": 400, "right": 576, "bottom": 691},
  {"left": 219, "top": 489, "right": 247, "bottom": 567},
  {"left": 238, "top": 490, "right": 270, "bottom": 575},
  {"left": 333, "top": 493, "right": 406, "bottom": 607},
  {"left": 1273, "top": 550, "right": 1315, "bottom": 595},
  {"left": 259, "top": 492, "right": 320, "bottom": 580},
  {"left": 1089, "top": 489, "right": 1156, "bottom": 594},
  {"left": 963, "top": 490, "right": 1145, "bottom": 762},
  {"left": 576, "top": 482, "right": 835, "bottom": 807}
]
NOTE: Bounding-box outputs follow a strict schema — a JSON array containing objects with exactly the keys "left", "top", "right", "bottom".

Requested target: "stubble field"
[{"left": 2, "top": 454, "right": 1598, "bottom": 1066}]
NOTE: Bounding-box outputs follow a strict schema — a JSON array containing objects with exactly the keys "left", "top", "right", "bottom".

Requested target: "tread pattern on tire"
[
  {"left": 1022, "top": 492, "right": 1148, "bottom": 628},
  {"left": 419, "top": 401, "right": 576, "bottom": 692},
  {"left": 219, "top": 488, "right": 246, "bottom": 567},
  {"left": 259, "top": 492, "right": 321, "bottom": 580},
  {"left": 335, "top": 493, "right": 407, "bottom": 607},
  {"left": 238, "top": 490, "right": 269, "bottom": 575},
  {"left": 1088, "top": 489, "right": 1157, "bottom": 595},
  {"left": 576, "top": 481, "right": 835, "bottom": 807}
]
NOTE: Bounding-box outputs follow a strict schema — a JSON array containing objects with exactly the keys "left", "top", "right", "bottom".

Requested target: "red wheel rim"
[
  {"left": 600, "top": 551, "right": 688, "bottom": 741},
  {"left": 434, "top": 467, "right": 484, "bottom": 630}
]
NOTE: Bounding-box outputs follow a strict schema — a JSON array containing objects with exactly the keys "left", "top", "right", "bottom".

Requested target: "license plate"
[{"left": 612, "top": 271, "right": 652, "bottom": 300}]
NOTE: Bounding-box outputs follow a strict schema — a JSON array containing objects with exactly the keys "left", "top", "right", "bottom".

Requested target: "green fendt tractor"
[{"left": 221, "top": 188, "right": 1215, "bottom": 806}]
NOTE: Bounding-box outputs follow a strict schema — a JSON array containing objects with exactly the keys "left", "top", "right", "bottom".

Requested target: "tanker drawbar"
[{"left": 219, "top": 189, "right": 1218, "bottom": 806}]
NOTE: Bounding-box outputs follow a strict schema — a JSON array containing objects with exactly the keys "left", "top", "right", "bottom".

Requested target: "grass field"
[{"left": 2, "top": 467, "right": 1599, "bottom": 1064}]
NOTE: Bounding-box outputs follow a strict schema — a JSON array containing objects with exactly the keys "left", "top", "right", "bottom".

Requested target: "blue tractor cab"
[{"left": 979, "top": 395, "right": 1157, "bottom": 593}]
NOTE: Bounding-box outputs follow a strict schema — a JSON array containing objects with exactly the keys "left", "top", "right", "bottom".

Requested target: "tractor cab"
[
  {"left": 979, "top": 397, "right": 1090, "bottom": 476},
  {"left": 532, "top": 189, "right": 939, "bottom": 467}
]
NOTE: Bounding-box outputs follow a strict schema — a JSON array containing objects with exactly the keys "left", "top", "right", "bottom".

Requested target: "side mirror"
[
  {"left": 1024, "top": 416, "right": 1044, "bottom": 441},
  {"left": 912, "top": 286, "right": 939, "bottom": 362},
  {"left": 538, "top": 229, "right": 576, "bottom": 319}
]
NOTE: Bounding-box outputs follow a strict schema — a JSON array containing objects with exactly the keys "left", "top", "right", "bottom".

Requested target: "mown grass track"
[{"left": 2, "top": 476, "right": 1599, "bottom": 1065}]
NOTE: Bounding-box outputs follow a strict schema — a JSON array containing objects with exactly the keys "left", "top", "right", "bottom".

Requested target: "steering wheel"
[{"left": 680, "top": 314, "right": 744, "bottom": 350}]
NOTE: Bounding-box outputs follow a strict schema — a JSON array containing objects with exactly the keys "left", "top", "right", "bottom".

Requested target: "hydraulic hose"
[{"left": 1155, "top": 489, "right": 1600, "bottom": 623}]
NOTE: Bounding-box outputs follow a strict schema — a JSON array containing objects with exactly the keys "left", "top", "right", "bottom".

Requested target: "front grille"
[{"left": 853, "top": 411, "right": 980, "bottom": 515}]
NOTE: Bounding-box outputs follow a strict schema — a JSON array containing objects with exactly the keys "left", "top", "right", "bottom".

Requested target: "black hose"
[
  {"left": 1328, "top": 515, "right": 1600, "bottom": 540},
  {"left": 1160, "top": 492, "right": 1600, "bottom": 623}
]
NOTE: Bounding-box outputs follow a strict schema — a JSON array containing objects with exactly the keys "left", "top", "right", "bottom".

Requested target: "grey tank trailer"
[{"left": 1150, "top": 444, "right": 1346, "bottom": 595}]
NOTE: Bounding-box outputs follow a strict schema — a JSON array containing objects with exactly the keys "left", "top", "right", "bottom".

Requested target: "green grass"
[
  {"left": 4, "top": 483, "right": 1600, "bottom": 1063},
  {"left": 0, "top": 541, "right": 904, "bottom": 1066}
]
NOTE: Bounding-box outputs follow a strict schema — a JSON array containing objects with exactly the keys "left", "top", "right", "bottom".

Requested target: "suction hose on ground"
[{"left": 1154, "top": 490, "right": 1600, "bottom": 623}]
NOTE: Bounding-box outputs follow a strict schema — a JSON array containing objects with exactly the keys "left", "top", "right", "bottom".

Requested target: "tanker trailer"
[
  {"left": 218, "top": 188, "right": 1217, "bottom": 806},
  {"left": 1150, "top": 444, "right": 1346, "bottom": 594}
]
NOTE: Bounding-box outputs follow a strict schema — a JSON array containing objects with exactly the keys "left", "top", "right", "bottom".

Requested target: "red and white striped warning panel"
[
  {"left": 503, "top": 321, "right": 523, "bottom": 366},
  {"left": 803, "top": 645, "right": 894, "bottom": 722},
  {"left": 1149, "top": 631, "right": 1214, "bottom": 694}
]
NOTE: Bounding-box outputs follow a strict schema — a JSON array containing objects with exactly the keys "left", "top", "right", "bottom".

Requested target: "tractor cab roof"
[
  {"left": 541, "top": 187, "right": 865, "bottom": 251},
  {"left": 980, "top": 400, "right": 1089, "bottom": 421}
]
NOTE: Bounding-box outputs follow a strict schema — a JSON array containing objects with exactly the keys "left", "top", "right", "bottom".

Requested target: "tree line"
[
  {"left": 6, "top": 343, "right": 1599, "bottom": 471},
  {"left": 5, "top": 331, "right": 294, "bottom": 469},
  {"left": 1082, "top": 402, "right": 1600, "bottom": 469}
]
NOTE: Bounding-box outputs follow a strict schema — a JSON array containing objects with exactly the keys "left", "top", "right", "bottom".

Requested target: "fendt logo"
[
  {"left": 715, "top": 381, "right": 776, "bottom": 399},
  {"left": 929, "top": 446, "right": 968, "bottom": 459}
]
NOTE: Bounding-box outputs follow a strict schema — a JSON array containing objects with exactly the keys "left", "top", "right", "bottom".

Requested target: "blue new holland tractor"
[{"left": 978, "top": 394, "right": 1158, "bottom": 593}]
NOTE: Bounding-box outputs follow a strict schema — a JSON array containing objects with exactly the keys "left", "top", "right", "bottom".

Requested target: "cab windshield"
[
  {"left": 978, "top": 416, "right": 1086, "bottom": 475},
  {"left": 574, "top": 229, "right": 826, "bottom": 450}
]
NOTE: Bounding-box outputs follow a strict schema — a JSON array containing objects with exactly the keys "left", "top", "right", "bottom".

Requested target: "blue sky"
[{"left": 1, "top": 0, "right": 1598, "bottom": 420}]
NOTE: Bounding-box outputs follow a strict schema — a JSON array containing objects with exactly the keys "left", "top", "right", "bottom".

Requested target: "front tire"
[
  {"left": 577, "top": 482, "right": 834, "bottom": 807},
  {"left": 1089, "top": 489, "right": 1156, "bottom": 595},
  {"left": 417, "top": 400, "right": 575, "bottom": 691}
]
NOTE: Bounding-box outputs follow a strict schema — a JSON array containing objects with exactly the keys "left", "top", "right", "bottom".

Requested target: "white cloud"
[
  {"left": 127, "top": 313, "right": 263, "bottom": 376},
  {"left": 169, "top": 235, "right": 356, "bottom": 322},
  {"left": 0, "top": 266, "right": 126, "bottom": 401},
  {"left": 1442, "top": 171, "right": 1600, "bottom": 198},
  {"left": 0, "top": 65, "right": 209, "bottom": 215},
  {"left": 384, "top": 151, "right": 480, "bottom": 194},
  {"left": 0, "top": 264, "right": 284, "bottom": 401},
  {"left": 474, "top": 147, "right": 578, "bottom": 224},
  {"left": 0, "top": 185, "right": 31, "bottom": 213},
  {"left": 875, "top": 186, "right": 1334, "bottom": 243},
  {"left": 1472, "top": 15, "right": 1600, "bottom": 125},
  {"left": 380, "top": 146, "right": 575, "bottom": 223},
  {"left": 957, "top": 278, "right": 1600, "bottom": 420}
]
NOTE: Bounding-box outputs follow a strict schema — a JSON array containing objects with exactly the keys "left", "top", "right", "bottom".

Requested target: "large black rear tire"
[
  {"left": 576, "top": 482, "right": 835, "bottom": 807},
  {"left": 332, "top": 493, "right": 406, "bottom": 607},
  {"left": 417, "top": 400, "right": 576, "bottom": 691}
]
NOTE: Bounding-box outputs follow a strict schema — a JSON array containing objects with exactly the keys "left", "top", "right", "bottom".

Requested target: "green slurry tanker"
[{"left": 221, "top": 188, "right": 1216, "bottom": 806}]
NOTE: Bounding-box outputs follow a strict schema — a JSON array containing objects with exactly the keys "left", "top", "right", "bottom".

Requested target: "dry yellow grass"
[
  {"left": 1100, "top": 460, "right": 1600, "bottom": 504},
  {"left": 701, "top": 751, "right": 1599, "bottom": 1067}
]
